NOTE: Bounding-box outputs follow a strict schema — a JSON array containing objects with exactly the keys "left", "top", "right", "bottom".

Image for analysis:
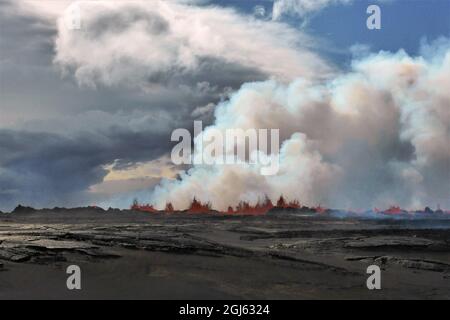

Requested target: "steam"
[{"left": 151, "top": 40, "right": 450, "bottom": 211}]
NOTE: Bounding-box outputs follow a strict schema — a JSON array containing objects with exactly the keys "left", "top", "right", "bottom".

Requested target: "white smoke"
[{"left": 152, "top": 40, "right": 450, "bottom": 210}]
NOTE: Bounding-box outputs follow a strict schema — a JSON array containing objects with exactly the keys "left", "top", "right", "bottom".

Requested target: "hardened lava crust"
[{"left": 0, "top": 207, "right": 449, "bottom": 299}]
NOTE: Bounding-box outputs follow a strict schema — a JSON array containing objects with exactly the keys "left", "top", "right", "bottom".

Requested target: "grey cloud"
[
  {"left": 88, "top": 6, "right": 170, "bottom": 38},
  {"left": 0, "top": 0, "right": 55, "bottom": 66},
  {"left": 0, "top": 126, "right": 172, "bottom": 211}
]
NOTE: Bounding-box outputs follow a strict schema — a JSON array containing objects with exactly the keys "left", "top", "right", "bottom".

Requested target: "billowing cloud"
[
  {"left": 1, "top": 0, "right": 448, "bottom": 213},
  {"left": 272, "top": 0, "right": 353, "bottom": 20},
  {"left": 151, "top": 40, "right": 450, "bottom": 211},
  {"left": 53, "top": 0, "right": 331, "bottom": 88}
]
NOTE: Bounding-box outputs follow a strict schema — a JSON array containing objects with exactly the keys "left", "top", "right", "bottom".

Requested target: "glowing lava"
[{"left": 132, "top": 196, "right": 309, "bottom": 215}]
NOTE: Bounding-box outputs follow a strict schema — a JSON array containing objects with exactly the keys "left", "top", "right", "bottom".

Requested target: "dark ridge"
[
  {"left": 50, "top": 206, "right": 106, "bottom": 214},
  {"left": 267, "top": 206, "right": 322, "bottom": 215},
  {"left": 9, "top": 206, "right": 108, "bottom": 215},
  {"left": 106, "top": 207, "right": 123, "bottom": 214},
  {"left": 12, "top": 205, "right": 37, "bottom": 214},
  {"left": 4, "top": 204, "right": 450, "bottom": 220}
]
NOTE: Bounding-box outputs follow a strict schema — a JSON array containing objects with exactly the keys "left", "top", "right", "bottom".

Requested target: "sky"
[{"left": 0, "top": 0, "right": 449, "bottom": 212}]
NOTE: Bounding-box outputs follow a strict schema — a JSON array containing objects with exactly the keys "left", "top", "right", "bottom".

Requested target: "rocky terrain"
[{"left": 0, "top": 207, "right": 449, "bottom": 299}]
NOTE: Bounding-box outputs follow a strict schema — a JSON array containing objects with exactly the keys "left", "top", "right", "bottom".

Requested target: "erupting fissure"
[
  {"left": 130, "top": 199, "right": 449, "bottom": 216},
  {"left": 131, "top": 195, "right": 321, "bottom": 215}
]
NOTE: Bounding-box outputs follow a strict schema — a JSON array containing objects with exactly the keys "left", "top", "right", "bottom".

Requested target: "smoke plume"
[{"left": 151, "top": 40, "right": 450, "bottom": 211}]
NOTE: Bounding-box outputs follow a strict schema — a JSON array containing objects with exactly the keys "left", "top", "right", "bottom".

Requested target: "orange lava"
[
  {"left": 131, "top": 196, "right": 307, "bottom": 215},
  {"left": 383, "top": 206, "right": 407, "bottom": 215}
]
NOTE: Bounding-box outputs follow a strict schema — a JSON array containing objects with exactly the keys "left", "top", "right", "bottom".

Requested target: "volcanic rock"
[
  {"left": 344, "top": 236, "right": 435, "bottom": 249},
  {"left": 12, "top": 205, "right": 36, "bottom": 214}
]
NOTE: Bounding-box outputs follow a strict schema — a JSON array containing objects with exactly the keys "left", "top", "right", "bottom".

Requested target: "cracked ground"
[{"left": 0, "top": 209, "right": 449, "bottom": 299}]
